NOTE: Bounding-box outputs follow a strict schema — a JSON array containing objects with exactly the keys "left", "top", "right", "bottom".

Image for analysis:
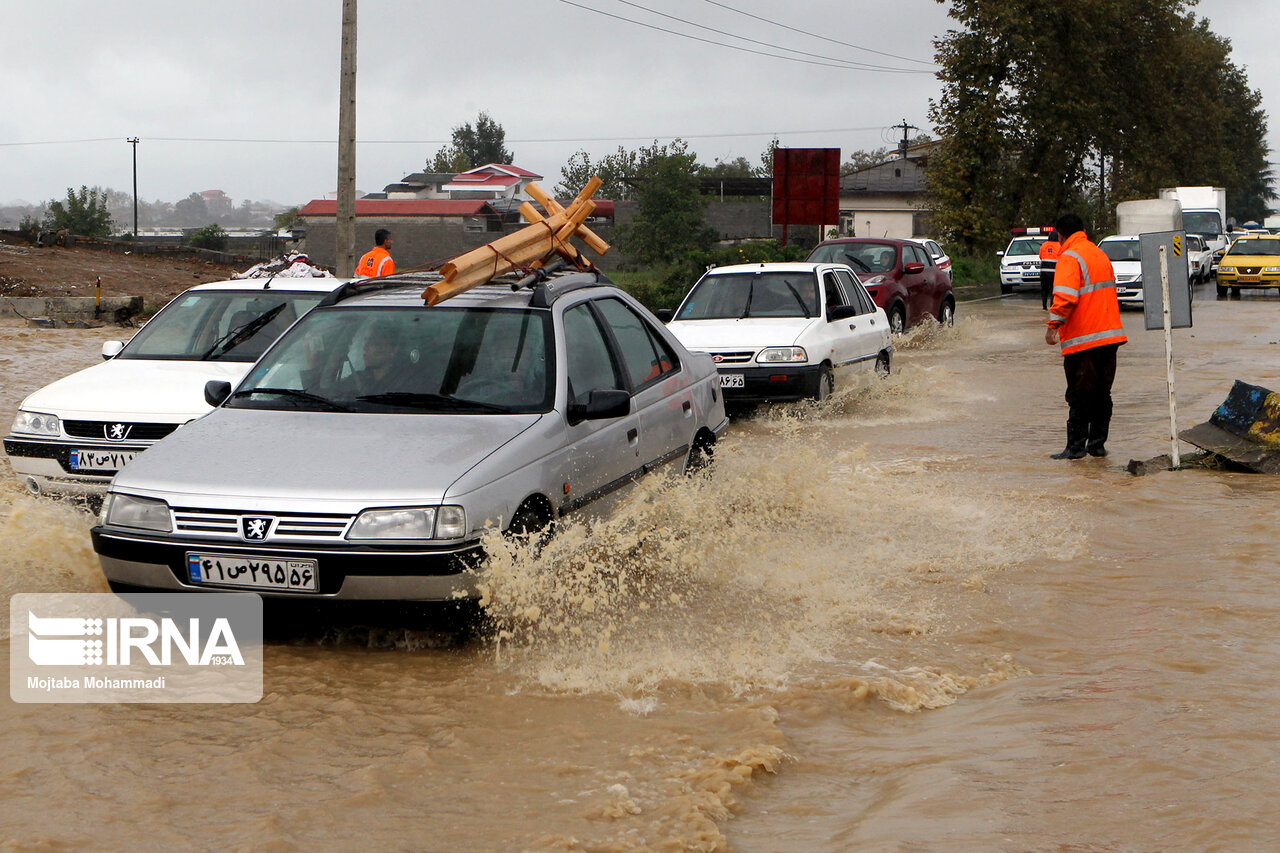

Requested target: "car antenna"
[{"left": 262, "top": 276, "right": 275, "bottom": 290}]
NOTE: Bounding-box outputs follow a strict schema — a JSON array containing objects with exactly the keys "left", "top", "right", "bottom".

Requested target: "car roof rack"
[
  {"left": 507, "top": 259, "right": 609, "bottom": 308},
  {"left": 317, "top": 273, "right": 441, "bottom": 307}
]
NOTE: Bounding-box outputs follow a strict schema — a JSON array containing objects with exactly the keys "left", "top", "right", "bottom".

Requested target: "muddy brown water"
[{"left": 1, "top": 286, "right": 1278, "bottom": 851}]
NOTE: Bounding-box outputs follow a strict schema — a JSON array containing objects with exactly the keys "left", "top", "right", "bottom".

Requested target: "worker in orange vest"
[
  {"left": 1038, "top": 230, "right": 1061, "bottom": 310},
  {"left": 1044, "top": 213, "right": 1128, "bottom": 459},
  {"left": 356, "top": 229, "right": 395, "bottom": 278}
]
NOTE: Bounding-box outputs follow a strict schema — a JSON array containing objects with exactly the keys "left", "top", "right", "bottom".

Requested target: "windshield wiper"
[
  {"left": 230, "top": 387, "right": 351, "bottom": 412},
  {"left": 202, "top": 304, "right": 286, "bottom": 360},
  {"left": 782, "top": 280, "right": 812, "bottom": 318},
  {"left": 357, "top": 392, "right": 515, "bottom": 413}
]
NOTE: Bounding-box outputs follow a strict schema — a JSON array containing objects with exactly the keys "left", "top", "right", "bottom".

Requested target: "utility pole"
[
  {"left": 127, "top": 137, "right": 140, "bottom": 237},
  {"left": 893, "top": 119, "right": 918, "bottom": 159},
  {"left": 335, "top": 0, "right": 357, "bottom": 277}
]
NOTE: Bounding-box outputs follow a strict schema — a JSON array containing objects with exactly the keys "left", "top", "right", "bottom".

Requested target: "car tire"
[
  {"left": 874, "top": 351, "right": 891, "bottom": 378},
  {"left": 507, "top": 500, "right": 553, "bottom": 546},
  {"left": 1216, "top": 283, "right": 1228, "bottom": 298},
  {"left": 685, "top": 431, "right": 715, "bottom": 475},
  {"left": 1000, "top": 283, "right": 1013, "bottom": 295},
  {"left": 888, "top": 305, "right": 907, "bottom": 335},
  {"left": 938, "top": 298, "right": 955, "bottom": 327},
  {"left": 814, "top": 365, "right": 834, "bottom": 401}
]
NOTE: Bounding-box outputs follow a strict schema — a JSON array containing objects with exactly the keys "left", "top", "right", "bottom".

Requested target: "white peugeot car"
[
  {"left": 660, "top": 262, "right": 892, "bottom": 404},
  {"left": 4, "top": 277, "right": 345, "bottom": 496},
  {"left": 998, "top": 235, "right": 1048, "bottom": 294}
]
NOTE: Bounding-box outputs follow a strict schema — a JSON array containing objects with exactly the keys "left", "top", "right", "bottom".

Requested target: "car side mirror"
[
  {"left": 655, "top": 308, "right": 675, "bottom": 323},
  {"left": 101, "top": 341, "right": 124, "bottom": 359},
  {"left": 568, "top": 388, "right": 631, "bottom": 425},
  {"left": 996, "top": 251, "right": 1005, "bottom": 257},
  {"left": 903, "top": 262, "right": 925, "bottom": 274},
  {"left": 827, "top": 304, "right": 859, "bottom": 322},
  {"left": 204, "top": 380, "right": 232, "bottom": 407}
]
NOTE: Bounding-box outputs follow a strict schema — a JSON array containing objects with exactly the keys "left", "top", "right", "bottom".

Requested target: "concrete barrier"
[{"left": 0, "top": 295, "right": 144, "bottom": 323}]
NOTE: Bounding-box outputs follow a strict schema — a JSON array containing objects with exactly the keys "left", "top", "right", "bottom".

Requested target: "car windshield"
[
  {"left": 808, "top": 243, "right": 897, "bottom": 274},
  {"left": 1005, "top": 239, "right": 1045, "bottom": 256},
  {"left": 676, "top": 271, "right": 819, "bottom": 320},
  {"left": 229, "top": 306, "right": 554, "bottom": 414},
  {"left": 1228, "top": 238, "right": 1280, "bottom": 256},
  {"left": 1101, "top": 241, "right": 1141, "bottom": 262},
  {"left": 119, "top": 290, "right": 326, "bottom": 362},
  {"left": 1182, "top": 211, "right": 1223, "bottom": 237}
]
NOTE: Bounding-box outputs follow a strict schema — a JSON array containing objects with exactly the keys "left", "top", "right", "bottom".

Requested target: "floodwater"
[{"left": 1, "top": 285, "right": 1278, "bottom": 851}]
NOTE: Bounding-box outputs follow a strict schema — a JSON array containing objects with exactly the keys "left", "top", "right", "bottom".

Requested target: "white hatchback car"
[
  {"left": 4, "top": 277, "right": 345, "bottom": 496},
  {"left": 661, "top": 262, "right": 892, "bottom": 403}
]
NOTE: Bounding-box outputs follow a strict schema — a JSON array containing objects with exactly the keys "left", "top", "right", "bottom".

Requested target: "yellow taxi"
[{"left": 1216, "top": 234, "right": 1280, "bottom": 297}]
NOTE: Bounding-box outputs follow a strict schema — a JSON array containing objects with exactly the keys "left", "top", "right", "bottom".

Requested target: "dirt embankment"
[{"left": 0, "top": 233, "right": 245, "bottom": 310}]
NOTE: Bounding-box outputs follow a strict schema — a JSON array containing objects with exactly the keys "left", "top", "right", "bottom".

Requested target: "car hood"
[
  {"left": 18, "top": 358, "right": 248, "bottom": 420},
  {"left": 112, "top": 407, "right": 543, "bottom": 503},
  {"left": 665, "top": 317, "right": 819, "bottom": 351},
  {"left": 1110, "top": 260, "right": 1142, "bottom": 279},
  {"left": 1222, "top": 253, "right": 1280, "bottom": 266},
  {"left": 1002, "top": 254, "right": 1041, "bottom": 265}
]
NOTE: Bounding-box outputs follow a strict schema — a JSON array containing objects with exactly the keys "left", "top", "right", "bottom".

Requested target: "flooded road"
[{"left": 2, "top": 286, "right": 1279, "bottom": 851}]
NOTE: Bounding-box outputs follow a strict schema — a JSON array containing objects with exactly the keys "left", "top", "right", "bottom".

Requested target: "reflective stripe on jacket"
[
  {"left": 1039, "top": 239, "right": 1061, "bottom": 269},
  {"left": 1047, "top": 232, "right": 1127, "bottom": 356},
  {"left": 356, "top": 246, "right": 395, "bottom": 277}
]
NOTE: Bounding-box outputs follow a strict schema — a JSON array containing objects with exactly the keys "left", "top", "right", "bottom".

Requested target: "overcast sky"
[{"left": 1, "top": 0, "right": 1273, "bottom": 208}]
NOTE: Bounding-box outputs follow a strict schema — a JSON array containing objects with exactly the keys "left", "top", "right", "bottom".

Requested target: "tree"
[
  {"left": 189, "top": 223, "right": 228, "bottom": 251},
  {"left": 175, "top": 193, "right": 210, "bottom": 228},
  {"left": 617, "top": 139, "right": 716, "bottom": 267},
  {"left": 273, "top": 206, "right": 300, "bottom": 232},
  {"left": 558, "top": 147, "right": 637, "bottom": 199},
  {"left": 927, "top": 0, "right": 1272, "bottom": 252},
  {"left": 759, "top": 137, "right": 780, "bottom": 177},
  {"left": 698, "top": 157, "right": 756, "bottom": 178},
  {"left": 43, "top": 186, "right": 113, "bottom": 236},
  {"left": 429, "top": 111, "right": 514, "bottom": 172}
]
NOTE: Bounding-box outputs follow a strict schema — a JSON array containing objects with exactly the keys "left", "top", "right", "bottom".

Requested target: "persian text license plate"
[
  {"left": 719, "top": 373, "right": 745, "bottom": 388},
  {"left": 70, "top": 448, "right": 137, "bottom": 472},
  {"left": 186, "top": 552, "right": 318, "bottom": 592}
]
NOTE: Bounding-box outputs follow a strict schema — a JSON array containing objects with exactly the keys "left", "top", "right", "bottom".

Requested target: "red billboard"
[{"left": 772, "top": 148, "right": 840, "bottom": 228}]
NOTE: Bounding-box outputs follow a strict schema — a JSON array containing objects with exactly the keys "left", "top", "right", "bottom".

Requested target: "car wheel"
[
  {"left": 874, "top": 351, "right": 891, "bottom": 378},
  {"left": 1000, "top": 283, "right": 1013, "bottom": 295},
  {"left": 938, "top": 298, "right": 955, "bottom": 327},
  {"left": 685, "top": 432, "right": 715, "bottom": 475},
  {"left": 507, "top": 500, "right": 553, "bottom": 546},
  {"left": 1216, "top": 282, "right": 1228, "bottom": 298},
  {"left": 814, "top": 365, "right": 834, "bottom": 401},
  {"left": 888, "top": 305, "right": 907, "bottom": 335}
]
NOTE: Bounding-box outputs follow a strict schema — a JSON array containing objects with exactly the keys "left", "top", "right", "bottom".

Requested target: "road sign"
[{"left": 1140, "top": 231, "right": 1192, "bottom": 330}]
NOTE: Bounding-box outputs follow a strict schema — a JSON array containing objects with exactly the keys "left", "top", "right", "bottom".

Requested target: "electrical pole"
[
  {"left": 127, "top": 137, "right": 139, "bottom": 237},
  {"left": 893, "top": 119, "right": 918, "bottom": 159},
  {"left": 335, "top": 0, "right": 357, "bottom": 276}
]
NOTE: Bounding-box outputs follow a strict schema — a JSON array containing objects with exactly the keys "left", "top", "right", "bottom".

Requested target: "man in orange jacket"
[
  {"left": 1038, "top": 230, "right": 1061, "bottom": 310},
  {"left": 1045, "top": 213, "right": 1128, "bottom": 459},
  {"left": 356, "top": 229, "right": 395, "bottom": 278}
]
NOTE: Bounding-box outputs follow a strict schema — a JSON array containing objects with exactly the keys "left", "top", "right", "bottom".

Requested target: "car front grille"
[
  {"left": 171, "top": 507, "right": 354, "bottom": 540},
  {"left": 1237, "top": 266, "right": 1260, "bottom": 275},
  {"left": 710, "top": 351, "right": 756, "bottom": 365},
  {"left": 63, "top": 420, "right": 179, "bottom": 441}
]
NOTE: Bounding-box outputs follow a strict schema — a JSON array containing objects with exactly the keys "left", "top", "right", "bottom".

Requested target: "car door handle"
[
  {"left": 682, "top": 400, "right": 691, "bottom": 414},
  {"left": 627, "top": 428, "right": 638, "bottom": 442}
]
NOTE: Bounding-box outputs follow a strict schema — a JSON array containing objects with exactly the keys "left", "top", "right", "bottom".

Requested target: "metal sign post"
[{"left": 1158, "top": 245, "right": 1180, "bottom": 468}]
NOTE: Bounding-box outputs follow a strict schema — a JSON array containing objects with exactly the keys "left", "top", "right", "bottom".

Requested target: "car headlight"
[
  {"left": 1265, "top": 267, "right": 1280, "bottom": 273},
  {"left": 103, "top": 493, "right": 172, "bottom": 532},
  {"left": 863, "top": 275, "right": 887, "bottom": 285},
  {"left": 1219, "top": 264, "right": 1234, "bottom": 271},
  {"left": 756, "top": 347, "right": 808, "bottom": 364},
  {"left": 346, "top": 505, "right": 467, "bottom": 540},
  {"left": 11, "top": 410, "right": 61, "bottom": 437}
]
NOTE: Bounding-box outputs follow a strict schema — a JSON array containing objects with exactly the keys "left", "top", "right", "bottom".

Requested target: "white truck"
[{"left": 1158, "top": 186, "right": 1228, "bottom": 271}]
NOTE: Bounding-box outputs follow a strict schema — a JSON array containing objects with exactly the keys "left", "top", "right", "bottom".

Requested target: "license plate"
[
  {"left": 1240, "top": 275, "right": 1259, "bottom": 281},
  {"left": 719, "top": 373, "right": 745, "bottom": 388},
  {"left": 186, "top": 552, "right": 318, "bottom": 592},
  {"left": 70, "top": 448, "right": 137, "bottom": 472}
]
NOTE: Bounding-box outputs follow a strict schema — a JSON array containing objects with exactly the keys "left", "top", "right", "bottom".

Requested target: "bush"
[
  {"left": 611, "top": 240, "right": 809, "bottom": 312},
  {"left": 949, "top": 251, "right": 1001, "bottom": 294},
  {"left": 189, "top": 223, "right": 228, "bottom": 251}
]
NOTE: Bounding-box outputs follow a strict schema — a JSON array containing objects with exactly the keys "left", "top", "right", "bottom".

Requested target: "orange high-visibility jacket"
[
  {"left": 1047, "top": 231, "right": 1127, "bottom": 356},
  {"left": 356, "top": 245, "right": 395, "bottom": 277},
  {"left": 1039, "top": 239, "right": 1061, "bottom": 265}
]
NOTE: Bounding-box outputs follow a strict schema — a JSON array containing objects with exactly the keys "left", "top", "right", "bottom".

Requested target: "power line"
[
  {"left": 607, "top": 0, "right": 926, "bottom": 72},
  {"left": 699, "top": 0, "right": 937, "bottom": 68},
  {"left": 555, "top": 0, "right": 933, "bottom": 74}
]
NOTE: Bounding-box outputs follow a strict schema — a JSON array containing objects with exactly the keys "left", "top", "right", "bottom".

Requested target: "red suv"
[{"left": 807, "top": 238, "right": 955, "bottom": 333}]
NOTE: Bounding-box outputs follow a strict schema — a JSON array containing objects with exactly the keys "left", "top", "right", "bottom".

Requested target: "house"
[
  {"left": 373, "top": 172, "right": 456, "bottom": 200},
  {"left": 838, "top": 141, "right": 938, "bottom": 239},
  {"left": 443, "top": 164, "right": 543, "bottom": 201}
]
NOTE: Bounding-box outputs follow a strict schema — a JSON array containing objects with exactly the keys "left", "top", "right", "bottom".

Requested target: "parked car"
[
  {"left": 805, "top": 238, "right": 954, "bottom": 333},
  {"left": 660, "top": 262, "right": 892, "bottom": 404},
  {"left": 997, "top": 235, "right": 1048, "bottom": 294},
  {"left": 1185, "top": 233, "right": 1213, "bottom": 284},
  {"left": 915, "top": 238, "right": 952, "bottom": 281},
  {"left": 4, "top": 278, "right": 345, "bottom": 496},
  {"left": 1097, "top": 236, "right": 1146, "bottom": 306},
  {"left": 91, "top": 271, "right": 728, "bottom": 601},
  {"left": 1215, "top": 233, "right": 1280, "bottom": 297}
]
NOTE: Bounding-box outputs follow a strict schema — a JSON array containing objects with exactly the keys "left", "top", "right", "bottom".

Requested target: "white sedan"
[
  {"left": 4, "top": 277, "right": 345, "bottom": 496},
  {"left": 660, "top": 262, "right": 892, "bottom": 403}
]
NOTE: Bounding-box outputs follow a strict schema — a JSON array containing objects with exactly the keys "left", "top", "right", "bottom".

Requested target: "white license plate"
[
  {"left": 719, "top": 373, "right": 745, "bottom": 388},
  {"left": 70, "top": 448, "right": 137, "bottom": 472},
  {"left": 186, "top": 552, "right": 318, "bottom": 592}
]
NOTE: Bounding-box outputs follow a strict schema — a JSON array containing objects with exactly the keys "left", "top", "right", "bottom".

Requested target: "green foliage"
[
  {"left": 189, "top": 223, "right": 228, "bottom": 251},
  {"left": 430, "top": 111, "right": 513, "bottom": 172},
  {"left": 43, "top": 186, "right": 113, "bottom": 237},
  {"left": 616, "top": 140, "right": 717, "bottom": 269},
  {"left": 611, "top": 241, "right": 809, "bottom": 312},
  {"left": 697, "top": 157, "right": 757, "bottom": 179},
  {"left": 929, "top": 0, "right": 1274, "bottom": 252},
  {"left": 558, "top": 147, "right": 638, "bottom": 200},
  {"left": 273, "top": 206, "right": 300, "bottom": 232},
  {"left": 18, "top": 214, "right": 39, "bottom": 234},
  {"left": 948, "top": 251, "right": 1001, "bottom": 296}
]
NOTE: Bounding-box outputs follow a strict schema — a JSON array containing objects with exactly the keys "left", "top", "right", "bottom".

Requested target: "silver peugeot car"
[{"left": 91, "top": 270, "right": 728, "bottom": 602}]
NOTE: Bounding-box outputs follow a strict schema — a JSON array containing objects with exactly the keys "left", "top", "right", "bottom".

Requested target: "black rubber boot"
[
  {"left": 1050, "top": 423, "right": 1087, "bottom": 459},
  {"left": 1086, "top": 423, "right": 1109, "bottom": 457}
]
